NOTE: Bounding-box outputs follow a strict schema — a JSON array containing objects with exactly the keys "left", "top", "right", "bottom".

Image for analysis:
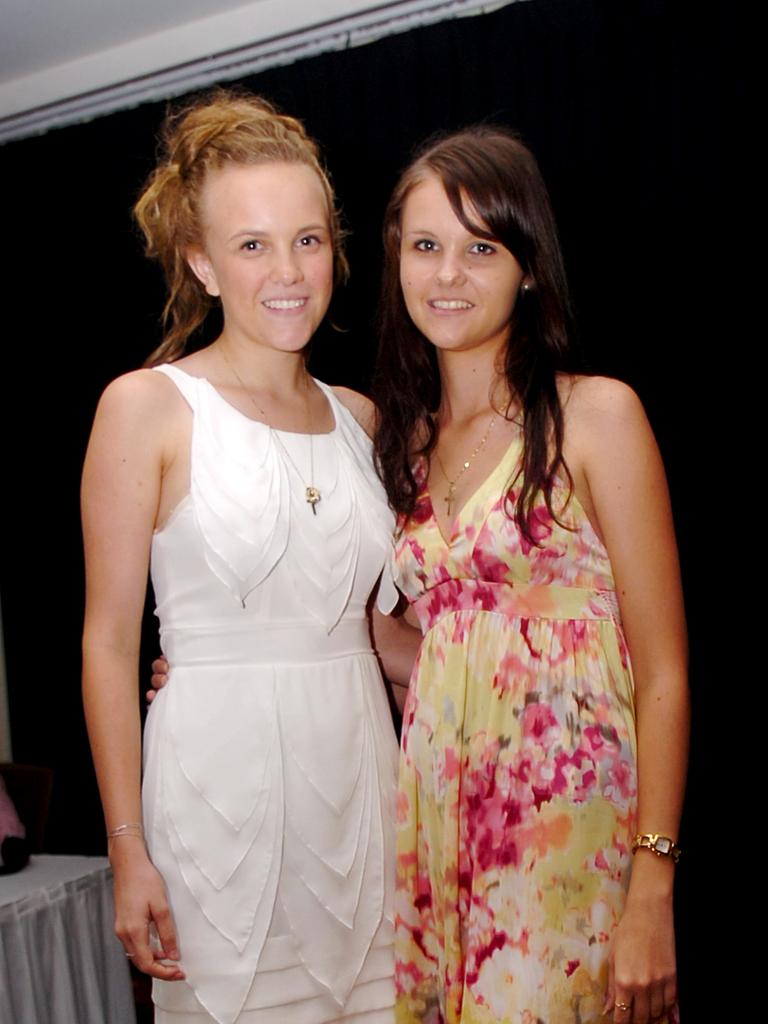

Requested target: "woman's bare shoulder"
[
  {"left": 98, "top": 367, "right": 184, "bottom": 419},
  {"left": 90, "top": 369, "right": 190, "bottom": 457},
  {"left": 330, "top": 386, "right": 377, "bottom": 437},
  {"left": 559, "top": 373, "right": 646, "bottom": 433}
]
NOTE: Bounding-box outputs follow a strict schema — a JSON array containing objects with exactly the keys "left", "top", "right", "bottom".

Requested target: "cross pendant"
[
  {"left": 444, "top": 485, "right": 455, "bottom": 518},
  {"left": 305, "top": 486, "right": 321, "bottom": 515}
]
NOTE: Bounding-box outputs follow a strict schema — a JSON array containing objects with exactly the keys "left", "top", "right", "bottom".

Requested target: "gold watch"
[{"left": 631, "top": 833, "right": 681, "bottom": 863}]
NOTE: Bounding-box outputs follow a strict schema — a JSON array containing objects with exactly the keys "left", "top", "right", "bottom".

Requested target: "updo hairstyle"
[{"left": 134, "top": 90, "right": 348, "bottom": 365}]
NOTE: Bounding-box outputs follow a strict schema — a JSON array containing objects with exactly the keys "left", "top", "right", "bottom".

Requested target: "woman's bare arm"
[
  {"left": 567, "top": 377, "right": 688, "bottom": 1023},
  {"left": 82, "top": 370, "right": 185, "bottom": 981},
  {"left": 371, "top": 605, "right": 421, "bottom": 712}
]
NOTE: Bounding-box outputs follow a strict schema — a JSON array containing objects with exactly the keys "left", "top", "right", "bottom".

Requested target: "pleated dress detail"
[{"left": 143, "top": 363, "right": 399, "bottom": 1024}]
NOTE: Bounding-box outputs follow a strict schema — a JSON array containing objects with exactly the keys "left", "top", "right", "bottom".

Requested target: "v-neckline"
[{"left": 424, "top": 431, "right": 523, "bottom": 548}]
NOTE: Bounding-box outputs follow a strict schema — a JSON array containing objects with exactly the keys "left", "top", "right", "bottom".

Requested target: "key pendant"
[{"left": 306, "top": 486, "right": 321, "bottom": 514}]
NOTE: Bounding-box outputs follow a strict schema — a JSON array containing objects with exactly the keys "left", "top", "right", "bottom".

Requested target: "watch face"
[{"left": 654, "top": 837, "right": 671, "bottom": 854}]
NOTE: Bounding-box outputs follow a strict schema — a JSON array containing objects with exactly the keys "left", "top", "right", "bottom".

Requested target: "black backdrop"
[{"left": 1, "top": 0, "right": 742, "bottom": 1014}]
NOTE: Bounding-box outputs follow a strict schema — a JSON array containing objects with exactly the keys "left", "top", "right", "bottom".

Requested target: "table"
[{"left": 0, "top": 855, "right": 136, "bottom": 1024}]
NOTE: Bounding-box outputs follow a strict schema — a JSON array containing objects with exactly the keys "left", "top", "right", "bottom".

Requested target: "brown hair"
[
  {"left": 134, "top": 89, "right": 348, "bottom": 365},
  {"left": 372, "top": 125, "right": 579, "bottom": 542}
]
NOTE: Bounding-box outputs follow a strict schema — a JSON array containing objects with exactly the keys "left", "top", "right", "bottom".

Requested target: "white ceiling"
[
  {"left": 0, "top": 0, "right": 261, "bottom": 82},
  {"left": 0, "top": 1, "right": 516, "bottom": 143}
]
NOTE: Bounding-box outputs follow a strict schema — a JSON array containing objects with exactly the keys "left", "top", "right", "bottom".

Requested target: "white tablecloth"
[{"left": 0, "top": 855, "right": 136, "bottom": 1024}]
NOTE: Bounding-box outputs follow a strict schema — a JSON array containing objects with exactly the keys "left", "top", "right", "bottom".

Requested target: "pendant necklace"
[
  {"left": 221, "top": 349, "right": 321, "bottom": 514},
  {"left": 272, "top": 427, "right": 321, "bottom": 515},
  {"left": 435, "top": 413, "right": 497, "bottom": 517}
]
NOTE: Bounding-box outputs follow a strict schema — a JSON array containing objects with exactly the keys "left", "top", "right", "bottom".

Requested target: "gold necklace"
[
  {"left": 435, "top": 414, "right": 497, "bottom": 517},
  {"left": 220, "top": 349, "right": 321, "bottom": 514},
  {"left": 271, "top": 431, "right": 321, "bottom": 514}
]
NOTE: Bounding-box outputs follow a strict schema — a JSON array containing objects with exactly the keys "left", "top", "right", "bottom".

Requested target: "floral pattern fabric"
[{"left": 393, "top": 437, "right": 640, "bottom": 1024}]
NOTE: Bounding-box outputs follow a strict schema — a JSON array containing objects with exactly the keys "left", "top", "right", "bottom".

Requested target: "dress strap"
[
  {"left": 312, "top": 380, "right": 398, "bottom": 600},
  {"left": 312, "top": 377, "right": 346, "bottom": 427},
  {"left": 152, "top": 362, "right": 201, "bottom": 411},
  {"left": 152, "top": 361, "right": 292, "bottom": 605}
]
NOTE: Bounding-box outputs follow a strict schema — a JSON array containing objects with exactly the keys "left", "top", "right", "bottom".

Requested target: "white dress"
[{"left": 142, "top": 364, "right": 399, "bottom": 1024}]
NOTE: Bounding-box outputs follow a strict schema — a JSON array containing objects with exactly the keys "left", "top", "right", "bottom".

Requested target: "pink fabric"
[{"left": 0, "top": 777, "right": 25, "bottom": 841}]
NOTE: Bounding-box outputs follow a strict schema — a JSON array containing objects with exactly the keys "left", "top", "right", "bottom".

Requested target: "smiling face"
[
  {"left": 399, "top": 173, "right": 527, "bottom": 360},
  {"left": 187, "top": 161, "right": 334, "bottom": 354}
]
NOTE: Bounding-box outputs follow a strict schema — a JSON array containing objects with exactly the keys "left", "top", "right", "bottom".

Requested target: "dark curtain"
[{"left": 2, "top": 1, "right": 742, "bottom": 1015}]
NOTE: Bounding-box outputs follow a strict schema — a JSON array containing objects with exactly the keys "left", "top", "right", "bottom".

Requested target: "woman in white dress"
[{"left": 82, "top": 92, "right": 410, "bottom": 1024}]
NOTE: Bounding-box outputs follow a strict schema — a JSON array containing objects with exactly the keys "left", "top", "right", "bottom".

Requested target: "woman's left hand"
[
  {"left": 566, "top": 378, "right": 686, "bottom": 1024},
  {"left": 605, "top": 892, "right": 677, "bottom": 1023},
  {"left": 146, "top": 656, "right": 170, "bottom": 704}
]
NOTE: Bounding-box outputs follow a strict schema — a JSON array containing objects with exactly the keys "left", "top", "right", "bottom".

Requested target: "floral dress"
[{"left": 393, "top": 435, "right": 638, "bottom": 1024}]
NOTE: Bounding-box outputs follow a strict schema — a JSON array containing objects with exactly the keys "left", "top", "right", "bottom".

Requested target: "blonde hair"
[{"left": 134, "top": 90, "right": 348, "bottom": 365}]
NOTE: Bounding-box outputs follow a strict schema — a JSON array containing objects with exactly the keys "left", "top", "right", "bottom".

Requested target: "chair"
[{"left": 0, "top": 763, "right": 53, "bottom": 853}]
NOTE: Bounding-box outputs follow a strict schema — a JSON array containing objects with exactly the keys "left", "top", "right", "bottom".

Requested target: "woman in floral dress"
[{"left": 373, "top": 127, "right": 688, "bottom": 1024}]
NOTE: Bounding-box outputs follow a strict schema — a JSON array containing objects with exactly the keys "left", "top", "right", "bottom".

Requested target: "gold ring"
[{"left": 616, "top": 1002, "right": 631, "bottom": 1012}]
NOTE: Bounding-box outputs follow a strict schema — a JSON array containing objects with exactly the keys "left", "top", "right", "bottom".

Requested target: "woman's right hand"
[
  {"left": 111, "top": 842, "right": 185, "bottom": 980},
  {"left": 146, "top": 656, "right": 171, "bottom": 704}
]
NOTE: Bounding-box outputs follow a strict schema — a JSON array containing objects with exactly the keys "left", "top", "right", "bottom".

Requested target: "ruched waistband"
[
  {"left": 412, "top": 579, "right": 620, "bottom": 633},
  {"left": 159, "top": 616, "right": 372, "bottom": 667}
]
